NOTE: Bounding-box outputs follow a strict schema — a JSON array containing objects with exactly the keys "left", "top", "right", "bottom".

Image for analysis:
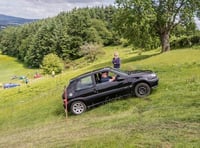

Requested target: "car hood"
[
  {"left": 125, "top": 70, "right": 156, "bottom": 77},
  {"left": 126, "top": 70, "right": 153, "bottom": 75}
]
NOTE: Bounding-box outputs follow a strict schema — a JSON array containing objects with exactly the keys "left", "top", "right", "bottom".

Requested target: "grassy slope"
[
  {"left": 0, "top": 47, "right": 200, "bottom": 147},
  {"left": 0, "top": 55, "right": 37, "bottom": 83}
]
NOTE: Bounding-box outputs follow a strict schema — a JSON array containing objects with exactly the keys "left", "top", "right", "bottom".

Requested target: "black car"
[{"left": 62, "top": 67, "right": 159, "bottom": 115}]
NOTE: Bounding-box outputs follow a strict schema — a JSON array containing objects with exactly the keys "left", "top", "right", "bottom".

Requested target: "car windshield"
[{"left": 111, "top": 68, "right": 128, "bottom": 76}]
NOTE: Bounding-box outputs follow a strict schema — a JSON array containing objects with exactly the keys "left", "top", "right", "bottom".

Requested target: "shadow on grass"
[
  {"left": 54, "top": 105, "right": 66, "bottom": 117},
  {"left": 12, "top": 58, "right": 39, "bottom": 70},
  {"left": 122, "top": 53, "right": 160, "bottom": 64},
  {"left": 89, "top": 53, "right": 161, "bottom": 70},
  {"left": 11, "top": 51, "right": 160, "bottom": 72}
]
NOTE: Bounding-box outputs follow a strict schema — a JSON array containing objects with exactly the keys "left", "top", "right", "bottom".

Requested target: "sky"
[
  {"left": 0, "top": 0, "right": 115, "bottom": 19},
  {"left": 0, "top": 0, "right": 199, "bottom": 29}
]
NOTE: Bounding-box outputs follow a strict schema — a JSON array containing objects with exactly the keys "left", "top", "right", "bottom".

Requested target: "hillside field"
[{"left": 0, "top": 47, "right": 200, "bottom": 147}]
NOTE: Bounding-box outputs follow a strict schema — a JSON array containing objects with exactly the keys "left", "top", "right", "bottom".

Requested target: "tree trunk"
[{"left": 160, "top": 31, "right": 170, "bottom": 52}]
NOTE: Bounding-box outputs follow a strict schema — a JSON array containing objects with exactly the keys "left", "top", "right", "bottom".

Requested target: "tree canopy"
[
  {"left": 0, "top": 3, "right": 200, "bottom": 68},
  {"left": 41, "top": 53, "right": 63, "bottom": 75},
  {"left": 0, "top": 6, "right": 118, "bottom": 68},
  {"left": 115, "top": 0, "right": 200, "bottom": 52}
]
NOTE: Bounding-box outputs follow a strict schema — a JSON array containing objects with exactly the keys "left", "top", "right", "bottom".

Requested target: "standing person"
[
  {"left": 112, "top": 51, "right": 121, "bottom": 69},
  {"left": 52, "top": 70, "right": 55, "bottom": 77},
  {"left": 25, "top": 77, "right": 29, "bottom": 84}
]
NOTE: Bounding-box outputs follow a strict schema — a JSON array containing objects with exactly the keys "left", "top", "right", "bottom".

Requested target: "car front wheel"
[
  {"left": 70, "top": 101, "right": 86, "bottom": 115},
  {"left": 134, "top": 83, "right": 151, "bottom": 98}
]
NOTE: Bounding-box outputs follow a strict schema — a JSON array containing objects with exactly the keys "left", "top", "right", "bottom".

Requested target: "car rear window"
[{"left": 76, "top": 75, "right": 93, "bottom": 90}]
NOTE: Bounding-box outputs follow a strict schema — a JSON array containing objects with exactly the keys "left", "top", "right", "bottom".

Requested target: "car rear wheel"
[
  {"left": 134, "top": 83, "right": 151, "bottom": 98},
  {"left": 70, "top": 101, "right": 86, "bottom": 115}
]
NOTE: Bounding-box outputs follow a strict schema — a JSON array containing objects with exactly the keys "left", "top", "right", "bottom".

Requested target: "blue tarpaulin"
[{"left": 3, "top": 83, "right": 20, "bottom": 89}]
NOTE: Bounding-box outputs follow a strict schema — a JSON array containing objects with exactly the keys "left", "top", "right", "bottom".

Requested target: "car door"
[
  {"left": 73, "top": 75, "right": 97, "bottom": 105},
  {"left": 94, "top": 70, "right": 131, "bottom": 102}
]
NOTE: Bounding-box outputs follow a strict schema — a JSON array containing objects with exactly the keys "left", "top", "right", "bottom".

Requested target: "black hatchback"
[{"left": 62, "top": 67, "right": 159, "bottom": 115}]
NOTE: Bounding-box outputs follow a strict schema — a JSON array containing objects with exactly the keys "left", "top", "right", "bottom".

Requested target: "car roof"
[{"left": 70, "top": 67, "right": 113, "bottom": 82}]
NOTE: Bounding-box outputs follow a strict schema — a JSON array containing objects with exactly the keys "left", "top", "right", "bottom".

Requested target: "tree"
[
  {"left": 41, "top": 53, "right": 63, "bottom": 75},
  {"left": 67, "top": 9, "right": 92, "bottom": 41},
  {"left": 0, "top": 6, "right": 119, "bottom": 66},
  {"left": 80, "top": 43, "right": 103, "bottom": 62},
  {"left": 115, "top": 0, "right": 200, "bottom": 52},
  {"left": 91, "top": 19, "right": 113, "bottom": 45},
  {"left": 25, "top": 20, "right": 58, "bottom": 67},
  {"left": 0, "top": 26, "right": 19, "bottom": 56}
]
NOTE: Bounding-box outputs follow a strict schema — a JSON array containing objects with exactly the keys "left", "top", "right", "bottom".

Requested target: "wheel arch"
[
  {"left": 67, "top": 98, "right": 87, "bottom": 112},
  {"left": 132, "top": 80, "right": 152, "bottom": 97},
  {"left": 132, "top": 80, "right": 151, "bottom": 89}
]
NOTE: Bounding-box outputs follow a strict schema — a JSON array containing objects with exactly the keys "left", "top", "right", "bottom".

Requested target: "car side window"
[
  {"left": 109, "top": 71, "right": 116, "bottom": 78},
  {"left": 76, "top": 76, "right": 93, "bottom": 90},
  {"left": 95, "top": 71, "right": 117, "bottom": 84}
]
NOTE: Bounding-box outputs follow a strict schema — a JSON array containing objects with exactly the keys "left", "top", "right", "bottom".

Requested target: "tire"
[
  {"left": 134, "top": 82, "right": 151, "bottom": 98},
  {"left": 70, "top": 101, "right": 86, "bottom": 115}
]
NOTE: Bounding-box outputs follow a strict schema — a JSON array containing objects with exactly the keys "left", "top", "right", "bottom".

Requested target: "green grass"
[
  {"left": 0, "top": 47, "right": 200, "bottom": 147},
  {"left": 0, "top": 55, "right": 37, "bottom": 84}
]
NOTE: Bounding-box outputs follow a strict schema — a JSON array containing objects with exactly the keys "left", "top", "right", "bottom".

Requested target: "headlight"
[
  {"left": 147, "top": 73, "right": 157, "bottom": 80},
  {"left": 150, "top": 73, "right": 157, "bottom": 77}
]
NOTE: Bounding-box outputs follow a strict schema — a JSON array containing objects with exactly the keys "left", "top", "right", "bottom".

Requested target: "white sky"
[
  {"left": 194, "top": 17, "right": 200, "bottom": 30},
  {"left": 0, "top": 0, "right": 115, "bottom": 19},
  {"left": 0, "top": 0, "right": 199, "bottom": 29}
]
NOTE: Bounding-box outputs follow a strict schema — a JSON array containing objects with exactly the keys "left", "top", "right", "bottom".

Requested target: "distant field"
[
  {"left": 0, "top": 55, "right": 36, "bottom": 83},
  {"left": 0, "top": 47, "right": 200, "bottom": 147}
]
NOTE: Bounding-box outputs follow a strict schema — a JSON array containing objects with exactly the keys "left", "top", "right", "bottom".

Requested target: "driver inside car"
[{"left": 100, "top": 71, "right": 115, "bottom": 83}]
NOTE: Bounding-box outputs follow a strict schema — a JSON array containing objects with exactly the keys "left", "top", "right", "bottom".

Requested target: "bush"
[
  {"left": 80, "top": 43, "right": 104, "bottom": 63},
  {"left": 41, "top": 53, "right": 64, "bottom": 75},
  {"left": 120, "top": 38, "right": 130, "bottom": 47},
  {"left": 171, "top": 35, "right": 200, "bottom": 49}
]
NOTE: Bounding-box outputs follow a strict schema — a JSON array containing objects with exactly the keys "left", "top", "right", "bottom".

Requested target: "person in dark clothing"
[
  {"left": 100, "top": 71, "right": 115, "bottom": 83},
  {"left": 112, "top": 51, "right": 120, "bottom": 69}
]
